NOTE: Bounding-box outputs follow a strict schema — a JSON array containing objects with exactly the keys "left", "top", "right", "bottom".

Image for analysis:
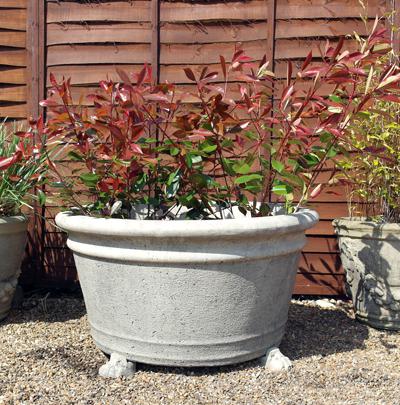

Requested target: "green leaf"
[
  {"left": 234, "top": 174, "right": 263, "bottom": 185},
  {"left": 201, "top": 144, "right": 217, "bottom": 153},
  {"left": 37, "top": 189, "right": 46, "bottom": 206},
  {"left": 271, "top": 159, "right": 284, "bottom": 173},
  {"left": 170, "top": 147, "right": 180, "bottom": 156},
  {"left": 272, "top": 181, "right": 293, "bottom": 196},
  {"left": 79, "top": 173, "right": 100, "bottom": 187},
  {"left": 68, "top": 151, "right": 84, "bottom": 161},
  {"left": 232, "top": 161, "right": 251, "bottom": 175}
]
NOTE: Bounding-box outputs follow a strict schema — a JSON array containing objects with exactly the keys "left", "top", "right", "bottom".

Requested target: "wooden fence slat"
[
  {"left": 0, "top": 9, "right": 26, "bottom": 30},
  {"left": 47, "top": 22, "right": 152, "bottom": 45},
  {"left": 277, "top": 0, "right": 386, "bottom": 19},
  {"left": 161, "top": 1, "right": 269, "bottom": 22},
  {"left": 0, "top": 0, "right": 26, "bottom": 7},
  {"left": 0, "top": 67, "right": 26, "bottom": 84},
  {"left": 0, "top": 103, "right": 26, "bottom": 117},
  {"left": 0, "top": 30, "right": 26, "bottom": 47},
  {"left": 293, "top": 273, "right": 345, "bottom": 295},
  {"left": 0, "top": 85, "right": 26, "bottom": 101},
  {"left": 46, "top": 44, "right": 151, "bottom": 66},
  {"left": 47, "top": 1, "right": 151, "bottom": 23},
  {"left": 47, "top": 64, "right": 143, "bottom": 85},
  {"left": 0, "top": 49, "right": 26, "bottom": 66}
]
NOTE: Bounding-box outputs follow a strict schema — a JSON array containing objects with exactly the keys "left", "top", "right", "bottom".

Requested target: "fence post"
[
  {"left": 151, "top": 0, "right": 160, "bottom": 84},
  {"left": 25, "top": 0, "right": 46, "bottom": 284},
  {"left": 266, "top": 0, "right": 277, "bottom": 70}
]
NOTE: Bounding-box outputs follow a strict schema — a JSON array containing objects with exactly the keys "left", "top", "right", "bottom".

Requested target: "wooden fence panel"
[
  {"left": 0, "top": 0, "right": 27, "bottom": 120},
  {"left": 8, "top": 0, "right": 394, "bottom": 294}
]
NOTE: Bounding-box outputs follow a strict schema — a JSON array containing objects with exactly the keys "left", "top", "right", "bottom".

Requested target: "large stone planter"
[
  {"left": 0, "top": 216, "right": 27, "bottom": 321},
  {"left": 333, "top": 218, "right": 400, "bottom": 330},
  {"left": 56, "top": 209, "right": 318, "bottom": 375}
]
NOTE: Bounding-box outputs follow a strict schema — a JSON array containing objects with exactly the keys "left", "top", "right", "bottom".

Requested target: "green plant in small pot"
[
  {"left": 39, "top": 25, "right": 400, "bottom": 376},
  {"left": 334, "top": 95, "right": 400, "bottom": 330},
  {"left": 0, "top": 120, "right": 47, "bottom": 320}
]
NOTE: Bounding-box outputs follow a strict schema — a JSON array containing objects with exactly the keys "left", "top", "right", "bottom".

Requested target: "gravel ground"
[{"left": 0, "top": 296, "right": 399, "bottom": 405}]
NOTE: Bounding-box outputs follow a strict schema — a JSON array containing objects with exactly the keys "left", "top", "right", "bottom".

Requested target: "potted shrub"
[
  {"left": 0, "top": 120, "right": 47, "bottom": 320},
  {"left": 333, "top": 94, "right": 400, "bottom": 330},
  {"left": 39, "top": 25, "right": 400, "bottom": 376}
]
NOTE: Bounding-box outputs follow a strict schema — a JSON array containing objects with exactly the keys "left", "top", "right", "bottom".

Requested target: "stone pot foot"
[
  {"left": 99, "top": 353, "right": 136, "bottom": 378},
  {"left": 260, "top": 347, "right": 292, "bottom": 373}
]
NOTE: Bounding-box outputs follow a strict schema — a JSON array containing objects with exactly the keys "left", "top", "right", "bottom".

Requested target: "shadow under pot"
[
  {"left": 0, "top": 216, "right": 27, "bottom": 321},
  {"left": 333, "top": 218, "right": 400, "bottom": 331},
  {"left": 56, "top": 209, "right": 318, "bottom": 377}
]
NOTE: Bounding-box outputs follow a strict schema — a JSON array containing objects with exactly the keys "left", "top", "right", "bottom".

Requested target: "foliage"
[
  {"left": 37, "top": 23, "right": 400, "bottom": 219},
  {"left": 339, "top": 100, "right": 400, "bottom": 222},
  {"left": 0, "top": 120, "right": 47, "bottom": 217}
]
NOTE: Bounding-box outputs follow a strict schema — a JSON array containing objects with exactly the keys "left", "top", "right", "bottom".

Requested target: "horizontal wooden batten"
[
  {"left": 47, "top": 1, "right": 151, "bottom": 23},
  {"left": 159, "top": 19, "right": 375, "bottom": 45},
  {"left": 47, "top": 64, "right": 144, "bottom": 86},
  {"left": 47, "top": 22, "right": 152, "bottom": 45},
  {"left": 160, "top": 1, "right": 269, "bottom": 22},
  {"left": 304, "top": 236, "right": 339, "bottom": 253},
  {"left": 293, "top": 273, "right": 345, "bottom": 295},
  {"left": 0, "top": 48, "right": 26, "bottom": 66},
  {"left": 46, "top": 44, "right": 151, "bottom": 67},
  {"left": 0, "top": 84, "right": 26, "bottom": 101},
  {"left": 0, "top": 102, "right": 26, "bottom": 117},
  {"left": 0, "top": 0, "right": 26, "bottom": 7},
  {"left": 160, "top": 39, "right": 356, "bottom": 65},
  {"left": 0, "top": 9, "right": 26, "bottom": 31},
  {"left": 276, "top": 0, "right": 385, "bottom": 19},
  {"left": 0, "top": 67, "right": 26, "bottom": 84},
  {"left": 0, "top": 30, "right": 26, "bottom": 47}
]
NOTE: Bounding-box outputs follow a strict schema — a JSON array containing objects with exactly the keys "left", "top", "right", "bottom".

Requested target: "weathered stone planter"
[
  {"left": 0, "top": 216, "right": 27, "bottom": 321},
  {"left": 333, "top": 218, "right": 400, "bottom": 330},
  {"left": 56, "top": 209, "right": 318, "bottom": 375}
]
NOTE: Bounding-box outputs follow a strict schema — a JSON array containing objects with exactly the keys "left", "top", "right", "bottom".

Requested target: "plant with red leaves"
[
  {"left": 0, "top": 119, "right": 48, "bottom": 216},
  {"left": 39, "top": 22, "right": 400, "bottom": 219}
]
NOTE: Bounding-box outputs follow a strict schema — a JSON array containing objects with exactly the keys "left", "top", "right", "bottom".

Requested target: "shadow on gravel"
[
  {"left": 281, "top": 302, "right": 369, "bottom": 360},
  {"left": 2, "top": 299, "right": 369, "bottom": 377},
  {"left": 2, "top": 295, "right": 86, "bottom": 325}
]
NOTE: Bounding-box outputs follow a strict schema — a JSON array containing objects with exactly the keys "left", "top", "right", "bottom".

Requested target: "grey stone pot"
[
  {"left": 333, "top": 218, "right": 400, "bottom": 330},
  {"left": 0, "top": 216, "right": 27, "bottom": 321},
  {"left": 56, "top": 209, "right": 318, "bottom": 371}
]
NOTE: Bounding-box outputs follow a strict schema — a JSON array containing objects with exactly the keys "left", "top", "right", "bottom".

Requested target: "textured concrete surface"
[
  {"left": 334, "top": 218, "right": 400, "bottom": 330},
  {"left": 56, "top": 210, "right": 318, "bottom": 367},
  {"left": 0, "top": 216, "right": 27, "bottom": 320}
]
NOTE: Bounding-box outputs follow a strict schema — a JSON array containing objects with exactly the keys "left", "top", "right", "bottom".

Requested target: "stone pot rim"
[
  {"left": 333, "top": 217, "right": 400, "bottom": 238},
  {"left": 0, "top": 215, "right": 28, "bottom": 235},
  {"left": 333, "top": 217, "right": 400, "bottom": 230},
  {"left": 0, "top": 215, "right": 27, "bottom": 224},
  {"left": 56, "top": 209, "right": 319, "bottom": 239}
]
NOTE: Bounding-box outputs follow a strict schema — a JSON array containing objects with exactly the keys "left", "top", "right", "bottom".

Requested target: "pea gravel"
[{"left": 0, "top": 296, "right": 399, "bottom": 405}]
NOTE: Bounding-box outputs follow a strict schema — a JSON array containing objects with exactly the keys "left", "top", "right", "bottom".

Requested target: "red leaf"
[
  {"left": 220, "top": 55, "right": 227, "bottom": 80},
  {"left": 49, "top": 73, "right": 58, "bottom": 87},
  {"left": 116, "top": 68, "right": 132, "bottom": 87},
  {"left": 131, "top": 144, "right": 143, "bottom": 155},
  {"left": 184, "top": 68, "right": 196, "bottom": 82},
  {"left": 301, "top": 51, "right": 313, "bottom": 71},
  {"left": 0, "top": 152, "right": 22, "bottom": 170}
]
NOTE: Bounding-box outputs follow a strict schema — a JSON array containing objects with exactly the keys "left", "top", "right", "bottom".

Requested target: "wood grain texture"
[
  {"left": 0, "top": 85, "right": 26, "bottom": 101},
  {"left": 0, "top": 9, "right": 26, "bottom": 30},
  {"left": 47, "top": 44, "right": 151, "bottom": 66},
  {"left": 0, "top": 30, "right": 26, "bottom": 47},
  {"left": 47, "top": 22, "right": 152, "bottom": 45},
  {"left": 47, "top": 1, "right": 151, "bottom": 23},
  {"left": 0, "top": 0, "right": 26, "bottom": 7}
]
